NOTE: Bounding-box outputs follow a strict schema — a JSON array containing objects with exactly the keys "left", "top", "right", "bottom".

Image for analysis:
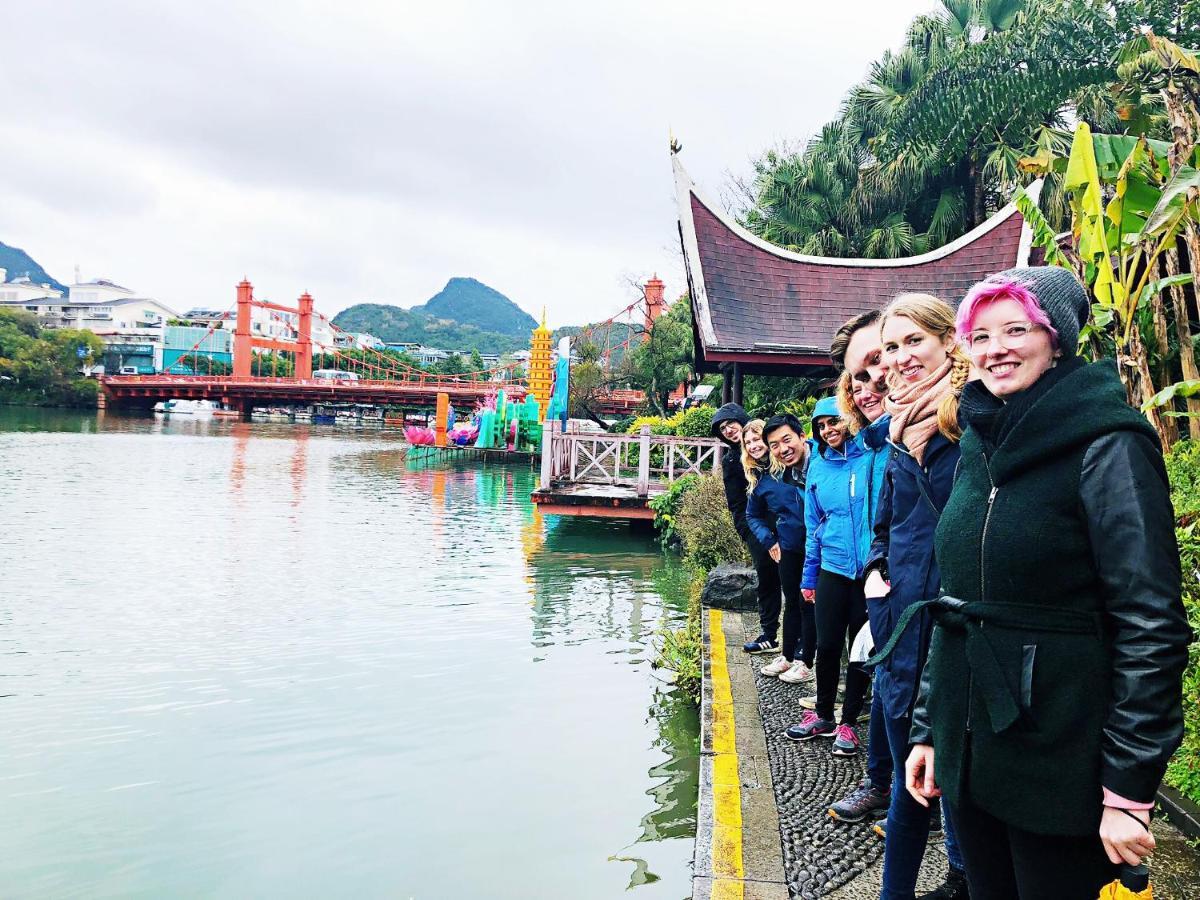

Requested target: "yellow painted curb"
[{"left": 707, "top": 608, "right": 744, "bottom": 896}]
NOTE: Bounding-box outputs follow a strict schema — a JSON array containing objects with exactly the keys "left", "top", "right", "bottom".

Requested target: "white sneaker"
[
  {"left": 779, "top": 661, "right": 815, "bottom": 684},
  {"left": 760, "top": 655, "right": 792, "bottom": 677}
]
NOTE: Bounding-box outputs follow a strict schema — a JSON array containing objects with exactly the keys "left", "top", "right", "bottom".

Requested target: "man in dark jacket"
[{"left": 711, "top": 403, "right": 782, "bottom": 653}]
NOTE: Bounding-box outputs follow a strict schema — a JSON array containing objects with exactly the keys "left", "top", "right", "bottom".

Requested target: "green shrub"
[
  {"left": 674, "top": 405, "right": 716, "bottom": 437},
  {"left": 674, "top": 473, "right": 751, "bottom": 573},
  {"left": 648, "top": 474, "right": 700, "bottom": 548},
  {"left": 1166, "top": 441, "right": 1200, "bottom": 805},
  {"left": 655, "top": 579, "right": 703, "bottom": 700}
]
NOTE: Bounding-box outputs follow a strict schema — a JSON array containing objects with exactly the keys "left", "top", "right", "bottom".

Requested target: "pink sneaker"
[
  {"left": 832, "top": 723, "right": 861, "bottom": 757},
  {"left": 778, "top": 660, "right": 814, "bottom": 684},
  {"left": 760, "top": 655, "right": 792, "bottom": 677}
]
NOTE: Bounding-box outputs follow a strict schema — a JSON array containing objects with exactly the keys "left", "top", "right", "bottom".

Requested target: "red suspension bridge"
[{"left": 99, "top": 278, "right": 666, "bottom": 417}]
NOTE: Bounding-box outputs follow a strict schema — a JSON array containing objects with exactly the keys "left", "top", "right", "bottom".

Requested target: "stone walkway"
[{"left": 695, "top": 606, "right": 1200, "bottom": 900}]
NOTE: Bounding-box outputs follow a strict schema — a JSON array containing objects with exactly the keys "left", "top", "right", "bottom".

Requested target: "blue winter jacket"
[
  {"left": 864, "top": 427, "right": 961, "bottom": 720},
  {"left": 801, "top": 398, "right": 891, "bottom": 589},
  {"left": 746, "top": 466, "right": 807, "bottom": 554}
]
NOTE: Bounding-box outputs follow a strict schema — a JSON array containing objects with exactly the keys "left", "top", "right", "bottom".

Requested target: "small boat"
[{"left": 154, "top": 399, "right": 217, "bottom": 415}]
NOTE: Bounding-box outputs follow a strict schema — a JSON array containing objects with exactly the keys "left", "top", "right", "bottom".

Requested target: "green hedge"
[{"left": 1165, "top": 442, "right": 1200, "bottom": 806}]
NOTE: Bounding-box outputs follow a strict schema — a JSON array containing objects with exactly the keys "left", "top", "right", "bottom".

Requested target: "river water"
[{"left": 0, "top": 408, "right": 698, "bottom": 899}]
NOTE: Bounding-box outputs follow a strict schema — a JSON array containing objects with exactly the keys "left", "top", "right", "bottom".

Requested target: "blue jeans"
[
  {"left": 866, "top": 674, "right": 892, "bottom": 793},
  {"left": 879, "top": 711, "right": 963, "bottom": 900}
]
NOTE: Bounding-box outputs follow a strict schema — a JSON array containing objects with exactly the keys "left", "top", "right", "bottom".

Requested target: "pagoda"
[{"left": 528, "top": 310, "right": 553, "bottom": 420}]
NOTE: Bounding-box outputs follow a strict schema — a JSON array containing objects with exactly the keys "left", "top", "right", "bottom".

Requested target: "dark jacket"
[
  {"left": 711, "top": 403, "right": 765, "bottom": 556},
  {"left": 864, "top": 425, "right": 961, "bottom": 721},
  {"left": 914, "top": 360, "right": 1190, "bottom": 836},
  {"left": 746, "top": 465, "right": 807, "bottom": 553}
]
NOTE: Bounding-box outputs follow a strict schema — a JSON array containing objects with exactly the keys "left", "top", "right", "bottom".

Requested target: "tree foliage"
[
  {"left": 0, "top": 309, "right": 104, "bottom": 407},
  {"left": 629, "top": 297, "right": 694, "bottom": 416}
]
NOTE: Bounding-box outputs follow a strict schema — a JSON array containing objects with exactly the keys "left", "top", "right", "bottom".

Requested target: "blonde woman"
[
  {"left": 737, "top": 419, "right": 781, "bottom": 654},
  {"left": 862, "top": 293, "right": 970, "bottom": 900}
]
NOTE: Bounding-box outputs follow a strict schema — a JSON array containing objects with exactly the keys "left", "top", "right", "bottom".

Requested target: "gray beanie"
[{"left": 992, "top": 266, "right": 1090, "bottom": 355}]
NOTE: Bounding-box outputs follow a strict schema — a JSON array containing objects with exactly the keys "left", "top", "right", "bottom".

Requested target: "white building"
[
  {"left": 414, "top": 345, "right": 450, "bottom": 367},
  {"left": 0, "top": 295, "right": 177, "bottom": 337},
  {"left": 334, "top": 331, "right": 383, "bottom": 351},
  {"left": 0, "top": 269, "right": 63, "bottom": 302},
  {"left": 180, "top": 305, "right": 336, "bottom": 349}
]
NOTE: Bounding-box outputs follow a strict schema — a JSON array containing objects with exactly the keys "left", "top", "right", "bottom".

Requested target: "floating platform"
[
  {"left": 405, "top": 444, "right": 536, "bottom": 465},
  {"left": 530, "top": 482, "right": 666, "bottom": 519}
]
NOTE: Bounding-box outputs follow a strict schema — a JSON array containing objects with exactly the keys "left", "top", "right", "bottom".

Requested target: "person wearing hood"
[
  {"left": 783, "top": 396, "right": 875, "bottom": 758},
  {"left": 746, "top": 413, "right": 816, "bottom": 684},
  {"left": 902, "top": 268, "right": 1191, "bottom": 899},
  {"left": 711, "top": 402, "right": 783, "bottom": 654}
]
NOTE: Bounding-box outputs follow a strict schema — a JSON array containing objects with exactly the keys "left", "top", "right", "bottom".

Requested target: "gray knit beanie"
[{"left": 993, "top": 266, "right": 1091, "bottom": 356}]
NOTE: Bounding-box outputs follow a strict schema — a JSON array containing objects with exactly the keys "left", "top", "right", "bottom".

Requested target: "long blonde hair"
[
  {"left": 835, "top": 370, "right": 867, "bottom": 435},
  {"left": 740, "top": 419, "right": 768, "bottom": 492},
  {"left": 879, "top": 293, "right": 970, "bottom": 442}
]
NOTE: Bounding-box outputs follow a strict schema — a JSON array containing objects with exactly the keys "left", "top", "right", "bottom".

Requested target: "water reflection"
[{"left": 0, "top": 408, "right": 698, "bottom": 899}]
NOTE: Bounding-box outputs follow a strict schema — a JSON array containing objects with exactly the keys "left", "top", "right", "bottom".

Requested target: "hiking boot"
[
  {"left": 743, "top": 635, "right": 780, "bottom": 655},
  {"left": 917, "top": 866, "right": 970, "bottom": 899},
  {"left": 778, "top": 660, "right": 815, "bottom": 684},
  {"left": 831, "top": 723, "right": 860, "bottom": 757},
  {"left": 828, "top": 778, "right": 890, "bottom": 823},
  {"left": 760, "top": 655, "right": 792, "bottom": 677},
  {"left": 785, "top": 710, "right": 836, "bottom": 741}
]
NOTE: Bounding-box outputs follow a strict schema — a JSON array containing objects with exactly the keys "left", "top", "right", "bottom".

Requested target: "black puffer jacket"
[{"left": 711, "top": 403, "right": 766, "bottom": 557}]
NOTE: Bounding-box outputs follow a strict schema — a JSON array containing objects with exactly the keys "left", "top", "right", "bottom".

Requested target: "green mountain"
[
  {"left": 332, "top": 303, "right": 527, "bottom": 355},
  {"left": 411, "top": 277, "right": 537, "bottom": 337},
  {"left": 0, "top": 242, "right": 66, "bottom": 294}
]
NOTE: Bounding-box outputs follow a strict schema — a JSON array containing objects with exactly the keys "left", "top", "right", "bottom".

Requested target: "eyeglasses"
[{"left": 962, "top": 322, "right": 1043, "bottom": 353}]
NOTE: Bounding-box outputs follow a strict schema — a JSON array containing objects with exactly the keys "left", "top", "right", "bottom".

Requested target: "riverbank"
[{"left": 696, "top": 605, "right": 1200, "bottom": 899}]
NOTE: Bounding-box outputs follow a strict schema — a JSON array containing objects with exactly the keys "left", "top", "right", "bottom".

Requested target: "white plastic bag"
[{"left": 850, "top": 620, "right": 875, "bottom": 664}]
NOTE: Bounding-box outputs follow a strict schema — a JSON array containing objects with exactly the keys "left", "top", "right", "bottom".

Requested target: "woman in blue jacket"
[
  {"left": 865, "top": 293, "right": 969, "bottom": 900},
  {"left": 745, "top": 414, "right": 815, "bottom": 685},
  {"left": 784, "top": 396, "right": 878, "bottom": 757}
]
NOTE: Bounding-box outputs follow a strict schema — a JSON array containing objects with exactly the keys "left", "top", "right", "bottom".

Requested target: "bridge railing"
[
  {"left": 538, "top": 421, "right": 723, "bottom": 497},
  {"left": 101, "top": 373, "right": 525, "bottom": 391}
]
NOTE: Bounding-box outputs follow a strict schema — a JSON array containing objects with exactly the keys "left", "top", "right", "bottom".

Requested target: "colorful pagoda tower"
[{"left": 528, "top": 309, "right": 553, "bottom": 420}]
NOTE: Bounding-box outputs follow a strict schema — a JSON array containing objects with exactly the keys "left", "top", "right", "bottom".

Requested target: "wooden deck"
[{"left": 532, "top": 422, "right": 722, "bottom": 520}]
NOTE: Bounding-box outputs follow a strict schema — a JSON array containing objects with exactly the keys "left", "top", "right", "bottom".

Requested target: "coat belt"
[{"left": 866, "top": 595, "right": 1101, "bottom": 734}]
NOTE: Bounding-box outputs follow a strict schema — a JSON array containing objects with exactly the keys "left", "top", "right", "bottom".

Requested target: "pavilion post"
[
  {"left": 720, "top": 364, "right": 731, "bottom": 405},
  {"left": 636, "top": 425, "right": 651, "bottom": 497},
  {"left": 732, "top": 363, "right": 743, "bottom": 406}
]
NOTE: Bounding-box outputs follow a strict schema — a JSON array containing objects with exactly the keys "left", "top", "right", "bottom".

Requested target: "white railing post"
[
  {"left": 539, "top": 419, "right": 556, "bottom": 489},
  {"left": 636, "top": 426, "right": 651, "bottom": 497}
]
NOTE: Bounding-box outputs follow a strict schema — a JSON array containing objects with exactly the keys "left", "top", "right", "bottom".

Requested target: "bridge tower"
[
  {"left": 528, "top": 310, "right": 553, "bottom": 420},
  {"left": 232, "top": 280, "right": 314, "bottom": 379}
]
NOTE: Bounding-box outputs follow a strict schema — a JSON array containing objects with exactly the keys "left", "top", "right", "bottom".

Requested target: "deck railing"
[{"left": 538, "top": 421, "right": 723, "bottom": 496}]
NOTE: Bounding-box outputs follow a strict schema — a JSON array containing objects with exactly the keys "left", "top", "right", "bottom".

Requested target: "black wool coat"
[{"left": 916, "top": 361, "right": 1191, "bottom": 836}]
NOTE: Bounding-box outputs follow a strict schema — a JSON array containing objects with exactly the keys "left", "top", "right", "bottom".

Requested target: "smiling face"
[
  {"left": 743, "top": 428, "right": 768, "bottom": 461},
  {"left": 881, "top": 314, "right": 953, "bottom": 385},
  {"left": 719, "top": 419, "right": 743, "bottom": 444},
  {"left": 965, "top": 298, "right": 1057, "bottom": 398},
  {"left": 815, "top": 416, "right": 846, "bottom": 451},
  {"left": 766, "top": 425, "right": 804, "bottom": 468},
  {"left": 843, "top": 327, "right": 887, "bottom": 422}
]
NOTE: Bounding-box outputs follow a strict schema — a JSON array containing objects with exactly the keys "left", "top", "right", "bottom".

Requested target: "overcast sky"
[{"left": 2, "top": 1, "right": 929, "bottom": 328}]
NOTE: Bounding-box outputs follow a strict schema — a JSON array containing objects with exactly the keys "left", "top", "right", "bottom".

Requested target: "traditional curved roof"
[{"left": 674, "top": 153, "right": 1037, "bottom": 374}]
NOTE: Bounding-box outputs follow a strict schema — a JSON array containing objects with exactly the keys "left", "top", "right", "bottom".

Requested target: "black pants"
[
  {"left": 814, "top": 569, "right": 869, "bottom": 724},
  {"left": 950, "top": 793, "right": 1119, "bottom": 900},
  {"left": 777, "top": 549, "right": 815, "bottom": 666},
  {"left": 751, "top": 549, "right": 782, "bottom": 640}
]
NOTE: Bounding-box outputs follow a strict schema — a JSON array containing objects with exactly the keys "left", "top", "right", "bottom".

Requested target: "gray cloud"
[{"left": 0, "top": 1, "right": 926, "bottom": 325}]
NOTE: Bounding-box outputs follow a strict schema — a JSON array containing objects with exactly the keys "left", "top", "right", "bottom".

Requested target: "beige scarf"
[{"left": 886, "top": 357, "right": 954, "bottom": 465}]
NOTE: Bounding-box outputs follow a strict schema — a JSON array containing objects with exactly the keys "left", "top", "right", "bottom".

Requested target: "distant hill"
[
  {"left": 0, "top": 242, "right": 67, "bottom": 294},
  {"left": 332, "top": 303, "right": 527, "bottom": 355},
  {"left": 411, "top": 277, "right": 537, "bottom": 337}
]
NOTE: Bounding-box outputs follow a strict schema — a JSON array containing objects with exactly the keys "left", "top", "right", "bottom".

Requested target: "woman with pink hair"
[{"left": 904, "top": 267, "right": 1190, "bottom": 899}]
